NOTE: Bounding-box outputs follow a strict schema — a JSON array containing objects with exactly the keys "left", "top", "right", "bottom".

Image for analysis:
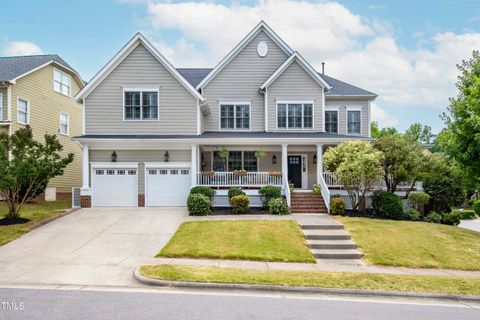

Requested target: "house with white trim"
[{"left": 74, "top": 21, "right": 376, "bottom": 212}]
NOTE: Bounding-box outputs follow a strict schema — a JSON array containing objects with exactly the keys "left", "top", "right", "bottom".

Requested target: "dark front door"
[{"left": 288, "top": 156, "right": 302, "bottom": 188}]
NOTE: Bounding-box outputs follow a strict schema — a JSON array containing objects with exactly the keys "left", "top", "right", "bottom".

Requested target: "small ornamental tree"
[
  {"left": 324, "top": 141, "right": 383, "bottom": 212},
  {"left": 0, "top": 126, "right": 74, "bottom": 221}
]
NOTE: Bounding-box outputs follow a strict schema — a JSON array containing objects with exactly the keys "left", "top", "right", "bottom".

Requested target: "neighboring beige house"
[
  {"left": 0, "top": 55, "right": 84, "bottom": 200},
  {"left": 75, "top": 21, "right": 377, "bottom": 212}
]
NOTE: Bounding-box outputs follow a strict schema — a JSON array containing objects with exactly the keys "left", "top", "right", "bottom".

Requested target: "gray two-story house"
[{"left": 75, "top": 21, "right": 376, "bottom": 212}]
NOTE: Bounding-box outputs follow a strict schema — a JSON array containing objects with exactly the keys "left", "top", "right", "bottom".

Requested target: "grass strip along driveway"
[
  {"left": 158, "top": 220, "right": 316, "bottom": 263},
  {"left": 335, "top": 216, "right": 480, "bottom": 271},
  {"left": 0, "top": 200, "right": 71, "bottom": 246},
  {"left": 140, "top": 265, "right": 480, "bottom": 296}
]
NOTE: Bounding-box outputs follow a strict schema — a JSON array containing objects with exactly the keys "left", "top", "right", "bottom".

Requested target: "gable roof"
[
  {"left": 177, "top": 68, "right": 212, "bottom": 88},
  {"left": 196, "top": 21, "right": 294, "bottom": 90},
  {"left": 260, "top": 52, "right": 331, "bottom": 90},
  {"left": 75, "top": 33, "right": 204, "bottom": 102},
  {"left": 0, "top": 54, "right": 83, "bottom": 85}
]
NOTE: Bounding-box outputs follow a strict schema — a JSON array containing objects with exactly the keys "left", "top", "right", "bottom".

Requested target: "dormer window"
[
  {"left": 220, "top": 103, "right": 250, "bottom": 130},
  {"left": 53, "top": 69, "right": 71, "bottom": 96},
  {"left": 277, "top": 102, "right": 313, "bottom": 130},
  {"left": 124, "top": 88, "right": 159, "bottom": 121}
]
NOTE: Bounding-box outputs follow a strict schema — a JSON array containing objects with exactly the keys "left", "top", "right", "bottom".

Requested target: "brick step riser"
[
  {"left": 292, "top": 205, "right": 326, "bottom": 208},
  {"left": 305, "top": 235, "right": 351, "bottom": 240},
  {"left": 314, "top": 253, "right": 364, "bottom": 259},
  {"left": 301, "top": 225, "right": 344, "bottom": 230},
  {"left": 293, "top": 211, "right": 328, "bottom": 214},
  {"left": 309, "top": 244, "right": 357, "bottom": 249}
]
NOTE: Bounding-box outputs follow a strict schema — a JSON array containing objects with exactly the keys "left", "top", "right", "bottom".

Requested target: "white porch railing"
[
  {"left": 318, "top": 173, "right": 330, "bottom": 213},
  {"left": 196, "top": 172, "right": 282, "bottom": 187},
  {"left": 283, "top": 175, "right": 291, "bottom": 208},
  {"left": 323, "top": 171, "right": 422, "bottom": 190}
]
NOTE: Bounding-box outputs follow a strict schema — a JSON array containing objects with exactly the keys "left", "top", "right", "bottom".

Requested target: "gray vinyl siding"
[
  {"left": 0, "top": 88, "right": 7, "bottom": 121},
  {"left": 89, "top": 149, "right": 191, "bottom": 194},
  {"left": 325, "top": 99, "right": 369, "bottom": 137},
  {"left": 85, "top": 43, "right": 198, "bottom": 135},
  {"left": 202, "top": 31, "right": 289, "bottom": 132},
  {"left": 267, "top": 61, "right": 324, "bottom": 132}
]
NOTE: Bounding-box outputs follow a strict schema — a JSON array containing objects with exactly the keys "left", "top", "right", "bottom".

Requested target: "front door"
[{"left": 288, "top": 156, "right": 302, "bottom": 188}]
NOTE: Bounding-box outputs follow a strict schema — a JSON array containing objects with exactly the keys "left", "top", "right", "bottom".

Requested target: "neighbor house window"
[
  {"left": 347, "top": 109, "right": 361, "bottom": 134},
  {"left": 277, "top": 102, "right": 313, "bottom": 129},
  {"left": 212, "top": 151, "right": 258, "bottom": 172},
  {"left": 220, "top": 103, "right": 250, "bottom": 130},
  {"left": 53, "top": 69, "right": 71, "bottom": 96},
  {"left": 325, "top": 109, "right": 338, "bottom": 133},
  {"left": 60, "top": 112, "right": 69, "bottom": 135},
  {"left": 124, "top": 90, "right": 158, "bottom": 121},
  {"left": 17, "top": 98, "right": 29, "bottom": 124}
]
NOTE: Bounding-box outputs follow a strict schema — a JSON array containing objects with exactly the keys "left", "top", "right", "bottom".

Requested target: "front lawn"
[
  {"left": 335, "top": 216, "right": 480, "bottom": 271},
  {"left": 140, "top": 265, "right": 480, "bottom": 296},
  {"left": 158, "top": 220, "right": 316, "bottom": 263},
  {"left": 0, "top": 200, "right": 71, "bottom": 246}
]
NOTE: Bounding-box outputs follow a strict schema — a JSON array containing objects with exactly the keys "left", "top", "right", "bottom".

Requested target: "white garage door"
[
  {"left": 92, "top": 168, "right": 137, "bottom": 207},
  {"left": 146, "top": 168, "right": 191, "bottom": 206}
]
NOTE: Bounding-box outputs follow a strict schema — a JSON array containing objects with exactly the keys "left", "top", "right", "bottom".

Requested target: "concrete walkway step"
[
  {"left": 308, "top": 239, "right": 357, "bottom": 249},
  {"left": 303, "top": 229, "right": 351, "bottom": 240},
  {"left": 301, "top": 224, "right": 344, "bottom": 230},
  {"left": 312, "top": 249, "right": 364, "bottom": 259}
]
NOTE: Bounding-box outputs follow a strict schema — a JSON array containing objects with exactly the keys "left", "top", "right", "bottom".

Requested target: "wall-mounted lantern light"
[
  {"left": 111, "top": 151, "right": 117, "bottom": 162},
  {"left": 164, "top": 151, "right": 170, "bottom": 162},
  {"left": 272, "top": 154, "right": 277, "bottom": 164}
]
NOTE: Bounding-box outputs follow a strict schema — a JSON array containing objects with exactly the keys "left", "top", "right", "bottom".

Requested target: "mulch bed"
[
  {"left": 0, "top": 217, "right": 30, "bottom": 226},
  {"left": 211, "top": 207, "right": 268, "bottom": 215}
]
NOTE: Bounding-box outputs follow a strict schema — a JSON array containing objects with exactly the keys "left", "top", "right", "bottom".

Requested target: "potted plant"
[
  {"left": 255, "top": 151, "right": 266, "bottom": 159},
  {"left": 234, "top": 170, "right": 247, "bottom": 177},
  {"left": 312, "top": 184, "right": 322, "bottom": 195},
  {"left": 218, "top": 148, "right": 229, "bottom": 171}
]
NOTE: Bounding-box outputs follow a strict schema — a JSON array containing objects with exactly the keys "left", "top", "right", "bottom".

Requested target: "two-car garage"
[{"left": 91, "top": 162, "right": 191, "bottom": 207}]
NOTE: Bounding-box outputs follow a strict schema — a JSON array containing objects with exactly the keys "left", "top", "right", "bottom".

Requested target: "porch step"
[
  {"left": 300, "top": 224, "right": 344, "bottom": 230},
  {"left": 303, "top": 229, "right": 351, "bottom": 240},
  {"left": 308, "top": 239, "right": 357, "bottom": 249},
  {"left": 291, "top": 192, "right": 327, "bottom": 214},
  {"left": 312, "top": 249, "right": 363, "bottom": 259}
]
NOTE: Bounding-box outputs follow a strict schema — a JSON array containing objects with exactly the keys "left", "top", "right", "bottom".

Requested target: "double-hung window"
[
  {"left": 53, "top": 69, "right": 71, "bottom": 96},
  {"left": 277, "top": 102, "right": 313, "bottom": 129},
  {"left": 347, "top": 109, "right": 361, "bottom": 134},
  {"left": 60, "top": 112, "right": 69, "bottom": 135},
  {"left": 17, "top": 98, "right": 29, "bottom": 124},
  {"left": 212, "top": 151, "right": 258, "bottom": 172},
  {"left": 124, "top": 90, "right": 158, "bottom": 121},
  {"left": 220, "top": 103, "right": 250, "bottom": 130},
  {"left": 325, "top": 109, "right": 338, "bottom": 133}
]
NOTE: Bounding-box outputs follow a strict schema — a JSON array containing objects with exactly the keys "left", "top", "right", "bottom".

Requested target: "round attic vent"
[{"left": 257, "top": 41, "right": 268, "bottom": 57}]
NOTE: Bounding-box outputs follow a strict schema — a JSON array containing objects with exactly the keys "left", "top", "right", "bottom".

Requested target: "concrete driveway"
[
  {"left": 0, "top": 208, "right": 187, "bottom": 287},
  {"left": 459, "top": 218, "right": 480, "bottom": 233}
]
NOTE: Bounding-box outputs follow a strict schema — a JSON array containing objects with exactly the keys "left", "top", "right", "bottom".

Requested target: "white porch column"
[
  {"left": 316, "top": 144, "right": 324, "bottom": 184},
  {"left": 191, "top": 144, "right": 198, "bottom": 187},
  {"left": 281, "top": 144, "right": 288, "bottom": 185},
  {"left": 81, "top": 144, "right": 90, "bottom": 190}
]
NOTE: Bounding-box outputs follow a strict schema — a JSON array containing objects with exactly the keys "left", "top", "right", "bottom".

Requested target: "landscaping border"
[
  {"left": 28, "top": 208, "right": 79, "bottom": 231},
  {"left": 134, "top": 266, "right": 480, "bottom": 303}
]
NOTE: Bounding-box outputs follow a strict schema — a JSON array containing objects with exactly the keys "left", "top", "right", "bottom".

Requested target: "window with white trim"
[
  {"left": 347, "top": 110, "right": 361, "bottom": 134},
  {"left": 17, "top": 98, "right": 29, "bottom": 124},
  {"left": 277, "top": 103, "right": 313, "bottom": 129},
  {"left": 220, "top": 103, "right": 250, "bottom": 130},
  {"left": 54, "top": 69, "right": 71, "bottom": 96},
  {"left": 60, "top": 112, "right": 69, "bottom": 135},
  {"left": 0, "top": 94, "right": 3, "bottom": 121},
  {"left": 325, "top": 110, "right": 338, "bottom": 133},
  {"left": 124, "top": 90, "right": 158, "bottom": 120},
  {"left": 212, "top": 151, "right": 258, "bottom": 172}
]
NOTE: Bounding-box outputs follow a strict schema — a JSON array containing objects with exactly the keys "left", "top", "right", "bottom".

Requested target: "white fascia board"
[
  {"left": 260, "top": 52, "right": 331, "bottom": 90},
  {"left": 75, "top": 33, "right": 203, "bottom": 102},
  {"left": 196, "top": 21, "right": 294, "bottom": 90}
]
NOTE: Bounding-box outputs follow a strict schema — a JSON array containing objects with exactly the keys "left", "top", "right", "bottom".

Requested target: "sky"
[{"left": 1, "top": 0, "right": 480, "bottom": 133}]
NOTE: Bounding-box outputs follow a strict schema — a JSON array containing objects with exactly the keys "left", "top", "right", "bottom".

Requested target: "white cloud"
[
  {"left": 131, "top": 0, "right": 480, "bottom": 113},
  {"left": 371, "top": 103, "right": 399, "bottom": 127},
  {"left": 2, "top": 41, "right": 43, "bottom": 56}
]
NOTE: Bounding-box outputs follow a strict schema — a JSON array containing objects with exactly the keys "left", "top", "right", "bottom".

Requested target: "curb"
[
  {"left": 28, "top": 208, "right": 80, "bottom": 231},
  {"left": 133, "top": 267, "right": 480, "bottom": 303}
]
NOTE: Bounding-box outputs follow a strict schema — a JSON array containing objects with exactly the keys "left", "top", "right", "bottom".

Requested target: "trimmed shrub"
[
  {"left": 187, "top": 193, "right": 211, "bottom": 216},
  {"left": 371, "top": 191, "right": 404, "bottom": 220},
  {"left": 472, "top": 200, "right": 480, "bottom": 215},
  {"left": 259, "top": 185, "right": 281, "bottom": 208},
  {"left": 404, "top": 208, "right": 421, "bottom": 221},
  {"left": 230, "top": 195, "right": 250, "bottom": 214},
  {"left": 268, "top": 198, "right": 290, "bottom": 215},
  {"left": 190, "top": 186, "right": 215, "bottom": 201},
  {"left": 425, "top": 211, "right": 442, "bottom": 224},
  {"left": 408, "top": 192, "right": 430, "bottom": 214},
  {"left": 443, "top": 210, "right": 463, "bottom": 226},
  {"left": 458, "top": 209, "right": 477, "bottom": 220},
  {"left": 330, "top": 197, "right": 346, "bottom": 215},
  {"left": 228, "top": 188, "right": 245, "bottom": 199}
]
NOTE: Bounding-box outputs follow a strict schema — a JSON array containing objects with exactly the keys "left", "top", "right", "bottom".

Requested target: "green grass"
[
  {"left": 0, "top": 200, "right": 71, "bottom": 246},
  {"left": 140, "top": 265, "right": 480, "bottom": 296},
  {"left": 335, "top": 216, "right": 480, "bottom": 271},
  {"left": 158, "top": 220, "right": 316, "bottom": 263}
]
